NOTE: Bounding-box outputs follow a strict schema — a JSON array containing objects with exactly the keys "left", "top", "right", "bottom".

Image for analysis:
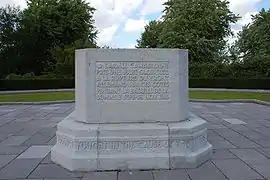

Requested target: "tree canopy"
[
  {"left": 0, "top": 0, "right": 97, "bottom": 78},
  {"left": 235, "top": 8, "right": 270, "bottom": 62},
  {"left": 137, "top": 0, "right": 240, "bottom": 63}
]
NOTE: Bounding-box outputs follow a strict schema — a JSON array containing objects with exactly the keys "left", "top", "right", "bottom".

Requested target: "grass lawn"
[{"left": 0, "top": 91, "right": 269, "bottom": 102}]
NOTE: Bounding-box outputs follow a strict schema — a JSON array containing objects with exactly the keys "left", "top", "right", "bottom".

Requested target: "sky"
[{"left": 1, "top": 0, "right": 270, "bottom": 48}]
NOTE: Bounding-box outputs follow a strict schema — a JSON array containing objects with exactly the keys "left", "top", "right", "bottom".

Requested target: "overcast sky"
[{"left": 1, "top": 0, "right": 270, "bottom": 48}]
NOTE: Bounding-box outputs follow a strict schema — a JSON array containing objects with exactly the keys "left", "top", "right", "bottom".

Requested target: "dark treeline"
[{"left": 0, "top": 0, "right": 269, "bottom": 80}]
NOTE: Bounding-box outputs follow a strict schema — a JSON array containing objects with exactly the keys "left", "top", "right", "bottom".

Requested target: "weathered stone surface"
[
  {"left": 75, "top": 49, "right": 189, "bottom": 124},
  {"left": 51, "top": 48, "right": 212, "bottom": 171},
  {"left": 51, "top": 113, "right": 212, "bottom": 171}
]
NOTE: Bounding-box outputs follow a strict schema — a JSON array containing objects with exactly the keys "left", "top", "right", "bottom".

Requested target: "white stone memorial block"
[
  {"left": 51, "top": 48, "right": 212, "bottom": 171},
  {"left": 75, "top": 49, "right": 189, "bottom": 123}
]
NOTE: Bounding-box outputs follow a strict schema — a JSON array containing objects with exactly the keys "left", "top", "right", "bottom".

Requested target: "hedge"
[
  {"left": 1, "top": 78, "right": 270, "bottom": 91},
  {"left": 0, "top": 79, "right": 75, "bottom": 91}
]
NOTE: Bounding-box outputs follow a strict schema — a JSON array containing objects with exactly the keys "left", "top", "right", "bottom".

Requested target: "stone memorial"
[{"left": 51, "top": 48, "right": 212, "bottom": 171}]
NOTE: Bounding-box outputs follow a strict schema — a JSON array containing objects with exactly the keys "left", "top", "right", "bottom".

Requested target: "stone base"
[{"left": 51, "top": 112, "right": 212, "bottom": 171}]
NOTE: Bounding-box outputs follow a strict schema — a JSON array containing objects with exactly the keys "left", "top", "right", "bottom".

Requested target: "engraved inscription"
[{"left": 95, "top": 61, "right": 170, "bottom": 101}]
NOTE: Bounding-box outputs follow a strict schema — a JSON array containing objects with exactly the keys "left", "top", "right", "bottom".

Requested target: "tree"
[
  {"left": 136, "top": 20, "right": 163, "bottom": 48},
  {"left": 137, "top": 0, "right": 240, "bottom": 63},
  {"left": 235, "top": 8, "right": 270, "bottom": 62},
  {"left": 0, "top": 5, "right": 23, "bottom": 78}
]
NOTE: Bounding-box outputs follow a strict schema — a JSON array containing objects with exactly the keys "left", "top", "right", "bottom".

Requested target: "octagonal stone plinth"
[{"left": 51, "top": 112, "right": 212, "bottom": 171}]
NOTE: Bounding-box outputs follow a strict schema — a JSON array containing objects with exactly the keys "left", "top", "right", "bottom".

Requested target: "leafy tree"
[
  {"left": 235, "top": 8, "right": 270, "bottom": 62},
  {"left": 0, "top": 5, "right": 23, "bottom": 78},
  {"left": 18, "top": 0, "right": 97, "bottom": 75},
  {"left": 137, "top": 0, "right": 240, "bottom": 63},
  {"left": 136, "top": 20, "right": 163, "bottom": 48}
]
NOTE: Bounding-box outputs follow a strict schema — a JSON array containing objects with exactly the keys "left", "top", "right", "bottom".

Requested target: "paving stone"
[
  {"left": 82, "top": 172, "right": 117, "bottom": 180},
  {"left": 153, "top": 169, "right": 190, "bottom": 180},
  {"left": 41, "top": 152, "right": 52, "bottom": 164},
  {"left": 28, "top": 164, "right": 84, "bottom": 179},
  {"left": 238, "top": 130, "right": 268, "bottom": 140},
  {"left": 0, "top": 159, "right": 41, "bottom": 179},
  {"left": 213, "top": 159, "right": 263, "bottom": 180},
  {"left": 0, "top": 146, "right": 28, "bottom": 155},
  {"left": 47, "top": 136, "right": 56, "bottom": 145},
  {"left": 21, "top": 132, "right": 55, "bottom": 146},
  {"left": 118, "top": 171, "right": 153, "bottom": 180},
  {"left": 226, "top": 135, "right": 261, "bottom": 148},
  {"left": 214, "top": 128, "right": 241, "bottom": 138},
  {"left": 249, "top": 163, "right": 270, "bottom": 179},
  {"left": 256, "top": 148, "right": 270, "bottom": 158},
  {"left": 18, "top": 145, "right": 52, "bottom": 159},
  {"left": 212, "top": 149, "right": 237, "bottom": 160},
  {"left": 208, "top": 139, "right": 236, "bottom": 149},
  {"left": 253, "top": 139, "right": 270, "bottom": 148},
  {"left": 208, "top": 124, "right": 227, "bottom": 130},
  {"left": 253, "top": 127, "right": 270, "bottom": 137},
  {"left": 223, "top": 118, "right": 247, "bottom": 125},
  {"left": 0, "top": 135, "right": 29, "bottom": 146},
  {"left": 186, "top": 161, "right": 227, "bottom": 180},
  {"left": 0, "top": 155, "right": 16, "bottom": 169},
  {"left": 229, "top": 149, "right": 270, "bottom": 165}
]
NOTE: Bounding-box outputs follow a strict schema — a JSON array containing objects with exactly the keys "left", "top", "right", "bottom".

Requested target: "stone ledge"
[{"left": 51, "top": 112, "right": 212, "bottom": 171}]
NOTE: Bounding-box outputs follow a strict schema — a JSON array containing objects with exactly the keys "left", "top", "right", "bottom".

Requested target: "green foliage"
[
  {"left": 0, "top": 79, "right": 74, "bottom": 90},
  {"left": 137, "top": 0, "right": 240, "bottom": 63},
  {"left": 136, "top": 20, "right": 163, "bottom": 48},
  {"left": 0, "top": 5, "right": 23, "bottom": 78},
  {"left": 235, "top": 8, "right": 270, "bottom": 62},
  {"left": 0, "top": 0, "right": 97, "bottom": 78}
]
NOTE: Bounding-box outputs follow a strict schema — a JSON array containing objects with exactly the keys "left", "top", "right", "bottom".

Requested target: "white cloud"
[
  {"left": 124, "top": 18, "right": 149, "bottom": 33},
  {"left": 140, "top": 0, "right": 167, "bottom": 15},
  {"left": 88, "top": 0, "right": 143, "bottom": 46},
  {"left": 128, "top": 44, "right": 136, "bottom": 48},
  {"left": 228, "top": 0, "right": 262, "bottom": 16},
  {"left": 0, "top": 0, "right": 27, "bottom": 8},
  {"left": 97, "top": 25, "right": 119, "bottom": 45}
]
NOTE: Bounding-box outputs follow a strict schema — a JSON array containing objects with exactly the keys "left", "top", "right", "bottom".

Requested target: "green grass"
[
  {"left": 0, "top": 91, "right": 269, "bottom": 102},
  {"left": 190, "top": 91, "right": 270, "bottom": 102}
]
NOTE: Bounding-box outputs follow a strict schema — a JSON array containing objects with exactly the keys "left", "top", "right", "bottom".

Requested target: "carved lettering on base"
[{"left": 56, "top": 133, "right": 208, "bottom": 153}]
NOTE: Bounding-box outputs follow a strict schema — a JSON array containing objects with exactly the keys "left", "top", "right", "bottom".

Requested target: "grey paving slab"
[
  {"left": 0, "top": 135, "right": 29, "bottom": 146},
  {"left": 18, "top": 145, "right": 52, "bottom": 159},
  {"left": 0, "top": 159, "right": 41, "bottom": 179},
  {"left": 223, "top": 118, "right": 247, "bottom": 125},
  {"left": 238, "top": 130, "right": 268, "bottom": 140},
  {"left": 253, "top": 139, "right": 270, "bottom": 148},
  {"left": 249, "top": 163, "right": 270, "bottom": 179},
  {"left": 186, "top": 161, "right": 227, "bottom": 180},
  {"left": 82, "top": 172, "right": 117, "bottom": 180},
  {"left": 0, "top": 102, "right": 269, "bottom": 179},
  {"left": 0, "top": 145, "right": 28, "bottom": 155},
  {"left": 28, "top": 164, "right": 84, "bottom": 179},
  {"left": 256, "top": 148, "right": 270, "bottom": 158},
  {"left": 41, "top": 152, "right": 52, "bottom": 164},
  {"left": 21, "top": 132, "right": 55, "bottom": 146},
  {"left": 226, "top": 135, "right": 261, "bottom": 148},
  {"left": 118, "top": 171, "right": 153, "bottom": 180},
  {"left": 212, "top": 149, "right": 238, "bottom": 160},
  {"left": 229, "top": 149, "right": 270, "bottom": 165},
  {"left": 208, "top": 139, "right": 237, "bottom": 149},
  {"left": 213, "top": 159, "right": 263, "bottom": 180},
  {"left": 0, "top": 155, "right": 16, "bottom": 169},
  {"left": 153, "top": 169, "right": 190, "bottom": 180}
]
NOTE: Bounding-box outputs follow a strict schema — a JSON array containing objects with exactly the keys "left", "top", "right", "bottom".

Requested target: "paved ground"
[{"left": 0, "top": 102, "right": 270, "bottom": 180}]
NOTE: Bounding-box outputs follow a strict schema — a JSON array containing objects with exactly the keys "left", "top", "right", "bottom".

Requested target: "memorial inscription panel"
[
  {"left": 75, "top": 49, "right": 189, "bottom": 123},
  {"left": 95, "top": 61, "right": 170, "bottom": 102}
]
